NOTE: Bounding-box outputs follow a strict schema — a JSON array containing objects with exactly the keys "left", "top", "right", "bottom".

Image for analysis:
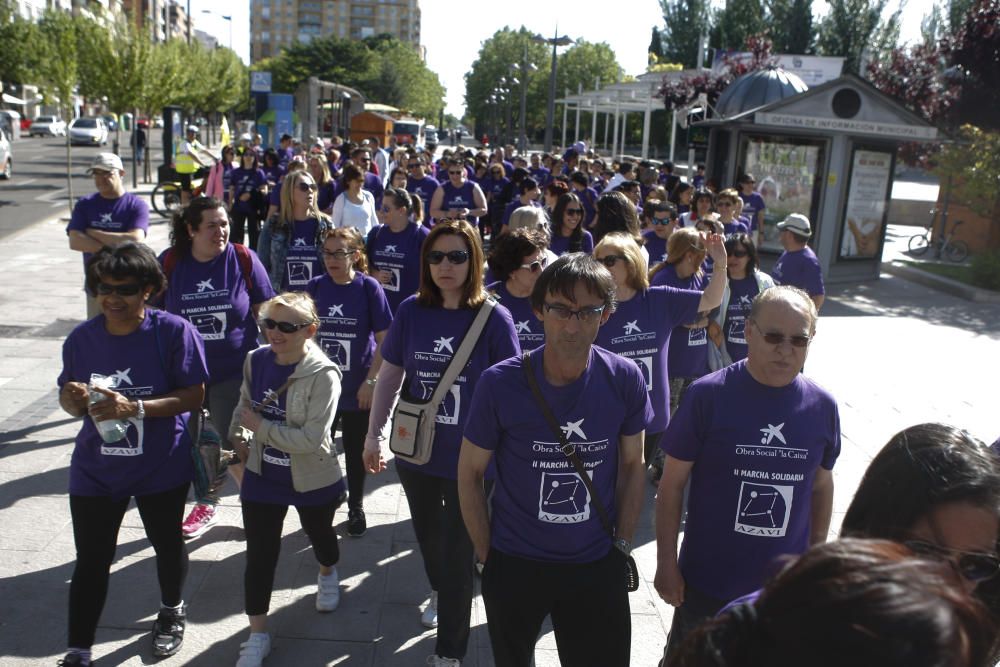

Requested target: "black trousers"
[
  {"left": 242, "top": 498, "right": 341, "bottom": 616},
  {"left": 660, "top": 584, "right": 727, "bottom": 666},
  {"left": 396, "top": 466, "right": 473, "bottom": 660},
  {"left": 332, "top": 409, "right": 369, "bottom": 511},
  {"left": 230, "top": 208, "right": 260, "bottom": 250},
  {"left": 68, "top": 482, "right": 190, "bottom": 648},
  {"left": 481, "top": 547, "right": 631, "bottom": 667}
]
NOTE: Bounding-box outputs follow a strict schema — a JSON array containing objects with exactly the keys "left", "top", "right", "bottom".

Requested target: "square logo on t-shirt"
[
  {"left": 190, "top": 312, "right": 227, "bottom": 341},
  {"left": 538, "top": 470, "right": 592, "bottom": 524},
  {"left": 734, "top": 481, "right": 793, "bottom": 537}
]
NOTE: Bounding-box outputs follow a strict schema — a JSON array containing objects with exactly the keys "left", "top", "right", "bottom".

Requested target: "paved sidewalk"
[{"left": 0, "top": 203, "right": 998, "bottom": 666}]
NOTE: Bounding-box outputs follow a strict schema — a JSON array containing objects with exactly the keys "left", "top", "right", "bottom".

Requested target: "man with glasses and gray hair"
[
  {"left": 654, "top": 285, "right": 840, "bottom": 664},
  {"left": 458, "top": 253, "right": 652, "bottom": 666}
]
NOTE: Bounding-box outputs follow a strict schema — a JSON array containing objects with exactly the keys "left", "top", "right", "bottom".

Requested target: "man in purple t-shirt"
[
  {"left": 459, "top": 254, "right": 652, "bottom": 666},
  {"left": 654, "top": 285, "right": 839, "bottom": 663},
  {"left": 67, "top": 153, "right": 150, "bottom": 318},
  {"left": 773, "top": 213, "right": 825, "bottom": 311}
]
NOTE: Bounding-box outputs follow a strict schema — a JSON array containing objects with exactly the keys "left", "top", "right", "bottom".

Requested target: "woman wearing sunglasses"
[
  {"left": 257, "top": 170, "right": 332, "bottom": 293},
  {"left": 307, "top": 154, "right": 337, "bottom": 215},
  {"left": 641, "top": 200, "right": 680, "bottom": 265},
  {"left": 486, "top": 228, "right": 550, "bottom": 351},
  {"left": 229, "top": 292, "right": 346, "bottom": 667},
  {"left": 57, "top": 243, "right": 209, "bottom": 666},
  {"left": 429, "top": 158, "right": 488, "bottom": 237},
  {"left": 331, "top": 163, "right": 379, "bottom": 237},
  {"left": 595, "top": 231, "right": 727, "bottom": 469},
  {"left": 709, "top": 233, "right": 775, "bottom": 370},
  {"left": 367, "top": 187, "right": 430, "bottom": 314},
  {"left": 228, "top": 148, "right": 269, "bottom": 250},
  {"left": 549, "top": 192, "right": 594, "bottom": 256},
  {"left": 306, "top": 228, "right": 392, "bottom": 538},
  {"left": 364, "top": 220, "right": 519, "bottom": 666},
  {"left": 160, "top": 198, "right": 276, "bottom": 538},
  {"left": 715, "top": 189, "right": 750, "bottom": 236}
]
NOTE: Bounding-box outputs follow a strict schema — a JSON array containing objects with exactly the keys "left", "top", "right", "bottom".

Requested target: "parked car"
[
  {"left": 0, "top": 126, "right": 12, "bottom": 179},
  {"left": 68, "top": 117, "right": 108, "bottom": 146},
  {"left": 29, "top": 115, "right": 67, "bottom": 137},
  {"left": 101, "top": 114, "right": 118, "bottom": 131}
]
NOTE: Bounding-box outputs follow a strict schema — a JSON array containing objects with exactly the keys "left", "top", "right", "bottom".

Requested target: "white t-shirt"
[{"left": 332, "top": 189, "right": 379, "bottom": 236}]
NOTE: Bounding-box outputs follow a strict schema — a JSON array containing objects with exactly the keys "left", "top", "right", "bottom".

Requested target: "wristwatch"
[
  {"left": 614, "top": 537, "right": 632, "bottom": 555},
  {"left": 134, "top": 399, "right": 145, "bottom": 420},
  {"left": 365, "top": 378, "right": 377, "bottom": 386}
]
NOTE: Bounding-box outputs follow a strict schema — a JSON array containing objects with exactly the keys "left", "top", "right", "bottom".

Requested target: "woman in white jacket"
[
  {"left": 331, "top": 163, "right": 379, "bottom": 236},
  {"left": 229, "top": 292, "right": 345, "bottom": 667},
  {"left": 710, "top": 232, "right": 775, "bottom": 370}
]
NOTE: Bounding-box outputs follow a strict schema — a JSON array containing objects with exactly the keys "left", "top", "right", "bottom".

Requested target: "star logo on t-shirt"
[
  {"left": 433, "top": 336, "right": 454, "bottom": 354},
  {"left": 111, "top": 368, "right": 133, "bottom": 387},
  {"left": 99, "top": 213, "right": 113, "bottom": 225},
  {"left": 623, "top": 320, "right": 641, "bottom": 335},
  {"left": 739, "top": 294, "right": 753, "bottom": 306},
  {"left": 263, "top": 388, "right": 279, "bottom": 404},
  {"left": 759, "top": 423, "right": 787, "bottom": 445},
  {"left": 560, "top": 419, "right": 587, "bottom": 440},
  {"left": 328, "top": 304, "right": 344, "bottom": 317},
  {"left": 660, "top": 253, "right": 668, "bottom": 262},
  {"left": 515, "top": 320, "right": 531, "bottom": 333},
  {"left": 384, "top": 245, "right": 397, "bottom": 253},
  {"left": 197, "top": 279, "right": 214, "bottom": 293},
  {"left": 293, "top": 237, "right": 308, "bottom": 247}
]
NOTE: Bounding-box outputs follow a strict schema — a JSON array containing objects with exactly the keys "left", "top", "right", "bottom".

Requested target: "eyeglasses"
[
  {"left": 260, "top": 318, "right": 312, "bottom": 334},
  {"left": 321, "top": 249, "right": 353, "bottom": 260},
  {"left": 751, "top": 321, "right": 812, "bottom": 348},
  {"left": 564, "top": 208, "right": 583, "bottom": 217},
  {"left": 296, "top": 182, "right": 318, "bottom": 193},
  {"left": 729, "top": 249, "right": 749, "bottom": 258},
  {"left": 906, "top": 540, "right": 1000, "bottom": 583},
  {"left": 95, "top": 282, "right": 142, "bottom": 296},
  {"left": 543, "top": 302, "right": 606, "bottom": 322},
  {"left": 717, "top": 201, "right": 734, "bottom": 208},
  {"left": 407, "top": 163, "right": 421, "bottom": 169},
  {"left": 448, "top": 170, "right": 464, "bottom": 176},
  {"left": 597, "top": 254, "right": 627, "bottom": 268},
  {"left": 426, "top": 250, "right": 470, "bottom": 265},
  {"left": 651, "top": 216, "right": 673, "bottom": 225},
  {"left": 518, "top": 257, "right": 548, "bottom": 273}
]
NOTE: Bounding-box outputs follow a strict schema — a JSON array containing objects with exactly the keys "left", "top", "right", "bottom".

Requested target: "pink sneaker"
[{"left": 181, "top": 503, "right": 217, "bottom": 539}]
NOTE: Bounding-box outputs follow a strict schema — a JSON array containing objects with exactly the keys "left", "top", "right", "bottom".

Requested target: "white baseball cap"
[
  {"left": 87, "top": 153, "right": 124, "bottom": 174},
  {"left": 777, "top": 213, "right": 812, "bottom": 237}
]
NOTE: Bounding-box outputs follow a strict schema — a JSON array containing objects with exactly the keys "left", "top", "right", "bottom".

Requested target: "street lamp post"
[
  {"left": 201, "top": 9, "right": 233, "bottom": 50},
  {"left": 532, "top": 29, "right": 574, "bottom": 153},
  {"left": 512, "top": 42, "right": 538, "bottom": 155}
]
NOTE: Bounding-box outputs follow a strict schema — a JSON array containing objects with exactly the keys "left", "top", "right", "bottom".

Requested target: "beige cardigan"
[{"left": 230, "top": 341, "right": 344, "bottom": 493}]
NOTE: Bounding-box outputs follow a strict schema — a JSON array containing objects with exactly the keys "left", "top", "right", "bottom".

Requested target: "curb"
[{"left": 881, "top": 261, "right": 1000, "bottom": 304}]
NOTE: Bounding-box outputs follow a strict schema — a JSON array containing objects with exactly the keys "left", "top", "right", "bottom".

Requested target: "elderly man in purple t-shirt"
[
  {"left": 654, "top": 285, "right": 840, "bottom": 663},
  {"left": 67, "top": 152, "right": 150, "bottom": 319},
  {"left": 773, "top": 213, "right": 825, "bottom": 311},
  {"left": 459, "top": 253, "right": 653, "bottom": 667}
]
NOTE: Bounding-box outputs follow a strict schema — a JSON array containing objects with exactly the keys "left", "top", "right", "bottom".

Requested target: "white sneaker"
[
  {"left": 425, "top": 656, "right": 460, "bottom": 666},
  {"left": 235, "top": 632, "right": 271, "bottom": 667},
  {"left": 316, "top": 568, "right": 340, "bottom": 612},
  {"left": 420, "top": 590, "right": 438, "bottom": 628}
]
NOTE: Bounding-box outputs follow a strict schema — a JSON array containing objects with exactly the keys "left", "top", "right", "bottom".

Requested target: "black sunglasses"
[
  {"left": 751, "top": 321, "right": 812, "bottom": 348},
  {"left": 96, "top": 282, "right": 143, "bottom": 297},
  {"left": 260, "top": 318, "right": 312, "bottom": 334},
  {"left": 729, "top": 249, "right": 749, "bottom": 258},
  {"left": 448, "top": 170, "right": 464, "bottom": 176},
  {"left": 296, "top": 182, "right": 318, "bottom": 193},
  {"left": 597, "top": 254, "right": 627, "bottom": 268},
  {"left": 426, "top": 250, "right": 470, "bottom": 265},
  {"left": 907, "top": 540, "right": 1000, "bottom": 583},
  {"left": 407, "top": 163, "right": 421, "bottom": 169},
  {"left": 564, "top": 208, "right": 584, "bottom": 216}
]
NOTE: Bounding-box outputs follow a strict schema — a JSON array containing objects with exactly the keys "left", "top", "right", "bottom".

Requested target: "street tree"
[
  {"left": 711, "top": 0, "right": 767, "bottom": 53},
  {"left": 949, "top": 0, "right": 1000, "bottom": 131},
  {"left": 649, "top": 27, "right": 664, "bottom": 60},
  {"left": 257, "top": 35, "right": 376, "bottom": 95},
  {"left": 657, "top": 0, "right": 712, "bottom": 68},
  {"left": 362, "top": 35, "right": 445, "bottom": 120},
  {"left": 556, "top": 40, "right": 623, "bottom": 143},
  {"left": 816, "top": 0, "right": 901, "bottom": 74},
  {"left": 0, "top": 0, "right": 38, "bottom": 89},
  {"left": 768, "top": 0, "right": 815, "bottom": 54}
]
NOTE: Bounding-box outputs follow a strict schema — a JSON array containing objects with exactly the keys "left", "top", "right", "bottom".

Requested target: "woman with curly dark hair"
[{"left": 486, "top": 227, "right": 550, "bottom": 350}]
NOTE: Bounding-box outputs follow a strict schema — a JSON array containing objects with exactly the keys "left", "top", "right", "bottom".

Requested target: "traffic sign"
[{"left": 250, "top": 71, "right": 272, "bottom": 94}]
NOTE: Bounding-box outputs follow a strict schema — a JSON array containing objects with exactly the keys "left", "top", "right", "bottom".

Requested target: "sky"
[{"left": 194, "top": 0, "right": 931, "bottom": 119}]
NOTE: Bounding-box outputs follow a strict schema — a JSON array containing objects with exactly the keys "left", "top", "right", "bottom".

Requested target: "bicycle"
[
  {"left": 150, "top": 165, "right": 211, "bottom": 218},
  {"left": 908, "top": 216, "right": 969, "bottom": 263}
]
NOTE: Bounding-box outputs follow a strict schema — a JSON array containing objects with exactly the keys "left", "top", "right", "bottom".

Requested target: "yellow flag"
[{"left": 220, "top": 116, "right": 231, "bottom": 149}]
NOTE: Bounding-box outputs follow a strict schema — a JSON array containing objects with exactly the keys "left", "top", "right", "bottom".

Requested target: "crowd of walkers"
[{"left": 55, "top": 133, "right": 1000, "bottom": 667}]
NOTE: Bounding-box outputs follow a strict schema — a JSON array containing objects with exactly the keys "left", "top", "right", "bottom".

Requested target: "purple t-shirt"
[
  {"left": 160, "top": 244, "right": 274, "bottom": 382},
  {"left": 773, "top": 246, "right": 825, "bottom": 296},
  {"left": 529, "top": 167, "right": 551, "bottom": 187},
  {"left": 230, "top": 167, "right": 266, "bottom": 214},
  {"left": 482, "top": 176, "right": 509, "bottom": 201},
  {"left": 58, "top": 310, "right": 209, "bottom": 499},
  {"left": 240, "top": 347, "right": 345, "bottom": 506},
  {"left": 549, "top": 230, "right": 594, "bottom": 256},
  {"left": 380, "top": 296, "right": 520, "bottom": 479},
  {"left": 738, "top": 192, "right": 766, "bottom": 232},
  {"left": 642, "top": 229, "right": 669, "bottom": 265},
  {"left": 366, "top": 223, "right": 430, "bottom": 314},
  {"left": 724, "top": 276, "right": 761, "bottom": 363},
  {"left": 67, "top": 192, "right": 150, "bottom": 266},
  {"left": 307, "top": 272, "right": 392, "bottom": 411},
  {"left": 464, "top": 346, "right": 652, "bottom": 563},
  {"left": 723, "top": 220, "right": 749, "bottom": 236},
  {"left": 596, "top": 286, "right": 702, "bottom": 433},
  {"left": 439, "top": 181, "right": 479, "bottom": 225},
  {"left": 487, "top": 281, "right": 543, "bottom": 351},
  {"left": 363, "top": 172, "right": 384, "bottom": 209},
  {"left": 662, "top": 360, "right": 841, "bottom": 602},
  {"left": 575, "top": 186, "right": 599, "bottom": 227},
  {"left": 284, "top": 218, "right": 321, "bottom": 290},
  {"left": 406, "top": 175, "right": 440, "bottom": 223},
  {"left": 653, "top": 264, "right": 709, "bottom": 380},
  {"left": 501, "top": 199, "right": 540, "bottom": 228}
]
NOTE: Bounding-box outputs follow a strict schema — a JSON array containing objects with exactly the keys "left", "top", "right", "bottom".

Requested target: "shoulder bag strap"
[
  {"left": 427, "top": 296, "right": 496, "bottom": 407},
  {"left": 521, "top": 351, "right": 615, "bottom": 539},
  {"left": 251, "top": 352, "right": 296, "bottom": 414}
]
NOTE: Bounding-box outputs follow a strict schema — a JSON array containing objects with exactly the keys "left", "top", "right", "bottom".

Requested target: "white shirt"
[{"left": 331, "top": 189, "right": 379, "bottom": 236}]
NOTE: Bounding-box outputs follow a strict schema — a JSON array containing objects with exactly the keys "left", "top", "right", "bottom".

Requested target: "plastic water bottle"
[{"left": 89, "top": 373, "right": 129, "bottom": 444}]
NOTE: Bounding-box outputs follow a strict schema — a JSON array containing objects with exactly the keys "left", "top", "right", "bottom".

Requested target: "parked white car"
[
  {"left": 0, "top": 125, "right": 12, "bottom": 179},
  {"left": 29, "top": 115, "right": 67, "bottom": 137},
  {"left": 68, "top": 117, "right": 108, "bottom": 146}
]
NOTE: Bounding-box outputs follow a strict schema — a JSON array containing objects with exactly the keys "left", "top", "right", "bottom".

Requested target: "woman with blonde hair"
[
  {"left": 258, "top": 169, "right": 332, "bottom": 292},
  {"left": 229, "top": 292, "right": 345, "bottom": 667},
  {"left": 306, "top": 228, "right": 392, "bottom": 537},
  {"left": 595, "top": 230, "right": 727, "bottom": 469},
  {"left": 307, "top": 154, "right": 336, "bottom": 214}
]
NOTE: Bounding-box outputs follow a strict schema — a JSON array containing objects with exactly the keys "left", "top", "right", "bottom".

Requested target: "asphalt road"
[{"left": 0, "top": 134, "right": 156, "bottom": 239}]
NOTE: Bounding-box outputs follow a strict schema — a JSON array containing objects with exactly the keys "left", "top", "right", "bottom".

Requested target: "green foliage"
[
  {"left": 649, "top": 27, "right": 664, "bottom": 59},
  {"left": 816, "top": 0, "right": 899, "bottom": 74},
  {"left": 658, "top": 0, "right": 711, "bottom": 68},
  {"left": 33, "top": 9, "right": 79, "bottom": 118},
  {"left": 768, "top": 0, "right": 815, "bottom": 54},
  {"left": 934, "top": 125, "right": 1000, "bottom": 218},
  {"left": 712, "top": 0, "right": 767, "bottom": 52},
  {"left": 0, "top": 0, "right": 38, "bottom": 85},
  {"left": 557, "top": 41, "right": 623, "bottom": 103},
  {"left": 971, "top": 251, "right": 1000, "bottom": 291}
]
